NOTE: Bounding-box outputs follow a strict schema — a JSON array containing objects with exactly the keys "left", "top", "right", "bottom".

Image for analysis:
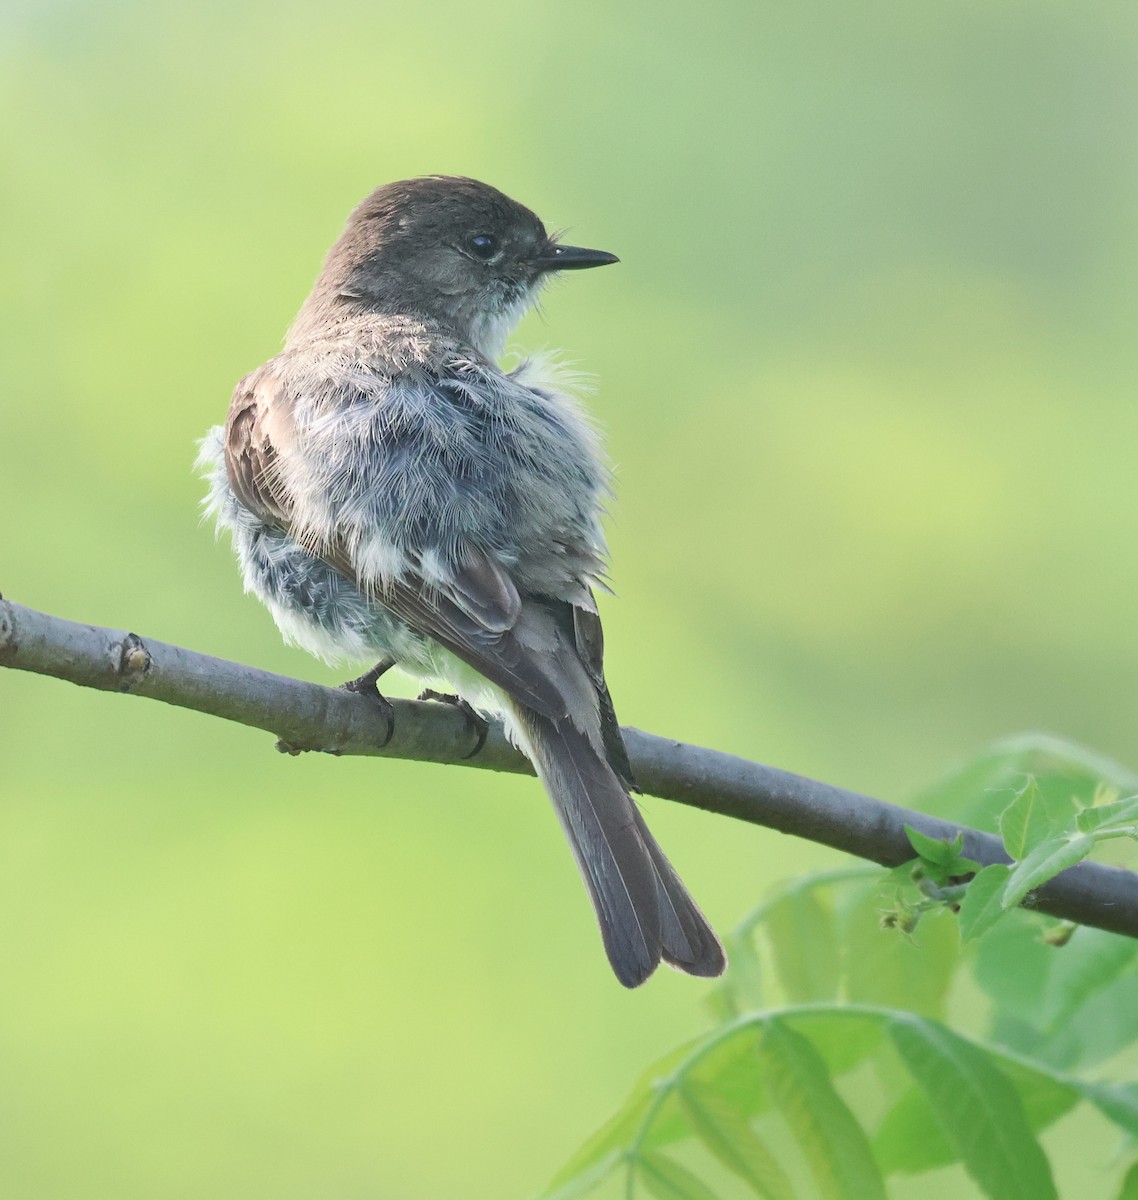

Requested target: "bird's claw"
[
  {"left": 418, "top": 689, "right": 489, "bottom": 759},
  {"left": 343, "top": 663, "right": 396, "bottom": 748}
]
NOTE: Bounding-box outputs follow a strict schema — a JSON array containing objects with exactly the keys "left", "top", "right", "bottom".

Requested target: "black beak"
[{"left": 532, "top": 243, "right": 620, "bottom": 272}]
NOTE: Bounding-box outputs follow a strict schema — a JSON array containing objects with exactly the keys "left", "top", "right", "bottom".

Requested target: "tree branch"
[{"left": 3, "top": 596, "right": 1137, "bottom": 938}]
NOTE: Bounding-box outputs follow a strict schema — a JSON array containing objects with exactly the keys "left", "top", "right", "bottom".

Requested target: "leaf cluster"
[{"left": 540, "top": 735, "right": 1138, "bottom": 1200}]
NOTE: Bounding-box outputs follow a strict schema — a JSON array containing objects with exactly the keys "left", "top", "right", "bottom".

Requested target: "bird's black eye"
[{"left": 468, "top": 233, "right": 498, "bottom": 260}]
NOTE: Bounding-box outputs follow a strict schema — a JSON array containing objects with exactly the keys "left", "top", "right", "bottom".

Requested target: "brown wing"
[{"left": 226, "top": 372, "right": 292, "bottom": 527}]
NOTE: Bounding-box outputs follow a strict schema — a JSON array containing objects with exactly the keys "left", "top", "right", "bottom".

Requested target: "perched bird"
[{"left": 199, "top": 176, "right": 725, "bottom": 986}]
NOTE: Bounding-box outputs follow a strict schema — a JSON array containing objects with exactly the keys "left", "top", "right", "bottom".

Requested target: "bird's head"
[{"left": 304, "top": 176, "right": 618, "bottom": 357}]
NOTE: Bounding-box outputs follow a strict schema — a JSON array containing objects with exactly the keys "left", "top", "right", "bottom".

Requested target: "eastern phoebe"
[{"left": 200, "top": 176, "right": 725, "bottom": 986}]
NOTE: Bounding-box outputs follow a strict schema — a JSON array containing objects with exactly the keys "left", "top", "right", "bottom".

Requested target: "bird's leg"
[
  {"left": 418, "top": 689, "right": 490, "bottom": 759},
  {"left": 342, "top": 656, "right": 396, "bottom": 747}
]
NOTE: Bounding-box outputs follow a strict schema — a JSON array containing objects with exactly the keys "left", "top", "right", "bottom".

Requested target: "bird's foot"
[
  {"left": 342, "top": 658, "right": 396, "bottom": 748},
  {"left": 418, "top": 689, "right": 489, "bottom": 759}
]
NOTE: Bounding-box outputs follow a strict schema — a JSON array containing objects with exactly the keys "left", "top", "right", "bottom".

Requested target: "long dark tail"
[{"left": 510, "top": 702, "right": 726, "bottom": 988}]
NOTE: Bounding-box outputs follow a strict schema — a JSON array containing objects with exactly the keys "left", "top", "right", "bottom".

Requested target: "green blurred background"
[{"left": 3, "top": 0, "right": 1138, "bottom": 1195}]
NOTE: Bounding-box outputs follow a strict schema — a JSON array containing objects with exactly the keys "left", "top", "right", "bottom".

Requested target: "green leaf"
[
  {"left": 1115, "top": 1158, "right": 1138, "bottom": 1200},
  {"left": 766, "top": 887, "right": 841, "bottom": 1002},
  {"left": 1040, "top": 928, "right": 1138, "bottom": 1032},
  {"left": 679, "top": 1081, "right": 795, "bottom": 1200},
  {"left": 707, "top": 932, "right": 762, "bottom": 1022},
  {"left": 686, "top": 1031, "right": 772, "bottom": 1125},
  {"left": 888, "top": 1016, "right": 1057, "bottom": 1200},
  {"left": 541, "top": 1149, "right": 624, "bottom": 1200},
  {"left": 904, "top": 824, "right": 959, "bottom": 868},
  {"left": 1002, "top": 836, "right": 1095, "bottom": 910},
  {"left": 1021, "top": 922, "right": 1138, "bottom": 1071},
  {"left": 974, "top": 919, "right": 1138, "bottom": 1070},
  {"left": 725, "top": 929, "right": 765, "bottom": 1007},
  {"left": 999, "top": 777, "right": 1055, "bottom": 859},
  {"left": 910, "top": 733, "right": 1138, "bottom": 830},
  {"left": 873, "top": 1085, "right": 957, "bottom": 1175},
  {"left": 1047, "top": 969, "right": 1138, "bottom": 1070},
  {"left": 637, "top": 1153, "right": 725, "bottom": 1200},
  {"left": 874, "top": 1051, "right": 1077, "bottom": 1178},
  {"left": 711, "top": 868, "right": 878, "bottom": 1020},
  {"left": 781, "top": 1010, "right": 886, "bottom": 1078},
  {"left": 958, "top": 864, "right": 1012, "bottom": 943},
  {"left": 973, "top": 910, "right": 1055, "bottom": 1038},
  {"left": 758, "top": 1019, "right": 886, "bottom": 1200},
  {"left": 703, "top": 984, "right": 739, "bottom": 1026},
  {"left": 995, "top": 1056, "right": 1079, "bottom": 1133},
  {"left": 1084, "top": 1082, "right": 1138, "bottom": 1138},
  {"left": 539, "top": 1041, "right": 702, "bottom": 1197},
  {"left": 539, "top": 1092, "right": 652, "bottom": 1199},
  {"left": 1076, "top": 795, "right": 1138, "bottom": 835},
  {"left": 903, "top": 825, "right": 979, "bottom": 883}
]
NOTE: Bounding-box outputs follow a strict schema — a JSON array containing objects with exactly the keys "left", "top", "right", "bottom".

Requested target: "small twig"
[{"left": 4, "top": 596, "right": 1138, "bottom": 939}]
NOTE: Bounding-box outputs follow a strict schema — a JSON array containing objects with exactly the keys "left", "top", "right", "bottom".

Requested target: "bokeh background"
[{"left": 3, "top": 1, "right": 1138, "bottom": 1196}]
